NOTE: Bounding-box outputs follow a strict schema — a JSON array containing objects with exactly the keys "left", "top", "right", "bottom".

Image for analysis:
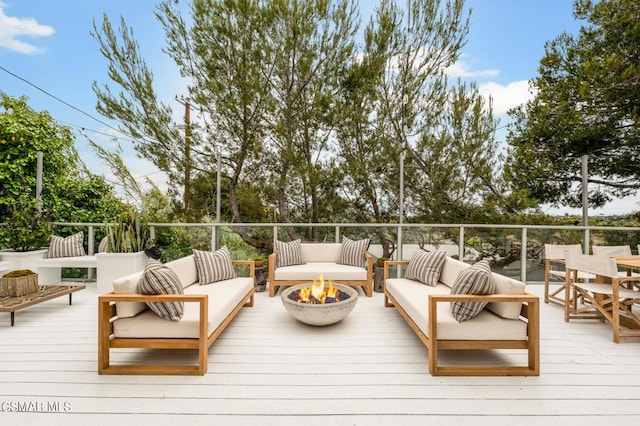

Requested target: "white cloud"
[
  {"left": 478, "top": 80, "right": 535, "bottom": 115},
  {"left": 0, "top": 2, "right": 54, "bottom": 54},
  {"left": 445, "top": 61, "right": 499, "bottom": 79}
]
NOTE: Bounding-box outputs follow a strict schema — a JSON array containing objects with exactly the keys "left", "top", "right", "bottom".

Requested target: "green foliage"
[
  {"left": 506, "top": 0, "right": 640, "bottom": 208},
  {"left": 0, "top": 92, "right": 77, "bottom": 219},
  {"left": 105, "top": 211, "right": 151, "bottom": 253},
  {"left": 1, "top": 191, "right": 52, "bottom": 251}
]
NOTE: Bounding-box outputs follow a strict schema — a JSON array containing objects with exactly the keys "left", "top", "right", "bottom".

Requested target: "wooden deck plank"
[{"left": 0, "top": 283, "right": 638, "bottom": 423}]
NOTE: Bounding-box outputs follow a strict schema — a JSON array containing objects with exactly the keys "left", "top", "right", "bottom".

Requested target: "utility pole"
[{"left": 176, "top": 96, "right": 191, "bottom": 210}]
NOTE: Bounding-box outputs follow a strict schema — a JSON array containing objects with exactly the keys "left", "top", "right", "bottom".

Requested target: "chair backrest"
[
  {"left": 544, "top": 244, "right": 582, "bottom": 260},
  {"left": 565, "top": 252, "right": 619, "bottom": 279},
  {"left": 592, "top": 245, "right": 631, "bottom": 256}
]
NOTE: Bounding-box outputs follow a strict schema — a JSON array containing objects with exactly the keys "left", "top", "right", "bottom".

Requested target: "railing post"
[
  {"left": 521, "top": 227, "right": 528, "bottom": 283},
  {"left": 88, "top": 225, "right": 95, "bottom": 281},
  {"left": 149, "top": 225, "right": 156, "bottom": 245},
  {"left": 584, "top": 228, "right": 590, "bottom": 254},
  {"left": 211, "top": 224, "right": 217, "bottom": 251},
  {"left": 273, "top": 225, "right": 278, "bottom": 247},
  {"left": 458, "top": 226, "right": 465, "bottom": 260},
  {"left": 88, "top": 225, "right": 95, "bottom": 255},
  {"left": 335, "top": 226, "right": 340, "bottom": 243},
  {"left": 398, "top": 225, "right": 403, "bottom": 260}
]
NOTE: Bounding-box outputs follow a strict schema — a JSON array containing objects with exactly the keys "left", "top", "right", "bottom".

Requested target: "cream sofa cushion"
[
  {"left": 386, "top": 278, "right": 527, "bottom": 340},
  {"left": 113, "top": 277, "right": 253, "bottom": 339},
  {"left": 274, "top": 262, "right": 367, "bottom": 281},
  {"left": 300, "top": 243, "right": 342, "bottom": 262}
]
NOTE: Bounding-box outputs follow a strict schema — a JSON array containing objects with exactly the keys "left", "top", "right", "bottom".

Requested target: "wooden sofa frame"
[
  {"left": 384, "top": 260, "right": 540, "bottom": 376},
  {"left": 268, "top": 251, "right": 373, "bottom": 297},
  {"left": 98, "top": 260, "right": 255, "bottom": 376}
]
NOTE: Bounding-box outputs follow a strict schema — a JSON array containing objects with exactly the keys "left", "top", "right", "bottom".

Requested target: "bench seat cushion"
[
  {"left": 274, "top": 262, "right": 367, "bottom": 281},
  {"left": 112, "top": 277, "right": 253, "bottom": 339},
  {"left": 35, "top": 255, "right": 97, "bottom": 268},
  {"left": 386, "top": 278, "right": 527, "bottom": 340}
]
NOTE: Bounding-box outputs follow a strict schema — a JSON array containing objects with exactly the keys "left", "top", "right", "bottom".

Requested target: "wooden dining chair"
[
  {"left": 544, "top": 244, "right": 594, "bottom": 307},
  {"left": 592, "top": 245, "right": 632, "bottom": 256},
  {"left": 564, "top": 252, "right": 640, "bottom": 343},
  {"left": 593, "top": 244, "right": 640, "bottom": 281}
]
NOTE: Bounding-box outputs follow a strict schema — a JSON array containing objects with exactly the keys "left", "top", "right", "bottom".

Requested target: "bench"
[
  {"left": 0, "top": 284, "right": 86, "bottom": 326},
  {"left": 35, "top": 256, "right": 97, "bottom": 284},
  {"left": 98, "top": 254, "right": 255, "bottom": 375},
  {"left": 384, "top": 257, "right": 540, "bottom": 376},
  {"left": 268, "top": 243, "right": 373, "bottom": 297},
  {"left": 0, "top": 261, "right": 9, "bottom": 275}
]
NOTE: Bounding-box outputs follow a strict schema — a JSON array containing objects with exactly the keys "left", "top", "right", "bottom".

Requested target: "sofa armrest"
[
  {"left": 232, "top": 260, "right": 255, "bottom": 278},
  {"left": 99, "top": 292, "right": 208, "bottom": 304},
  {"left": 268, "top": 253, "right": 277, "bottom": 282}
]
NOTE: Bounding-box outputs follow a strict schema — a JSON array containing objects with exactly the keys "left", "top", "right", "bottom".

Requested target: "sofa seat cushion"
[
  {"left": 386, "top": 278, "right": 527, "bottom": 340},
  {"left": 113, "top": 277, "right": 253, "bottom": 339},
  {"left": 274, "top": 262, "right": 368, "bottom": 281}
]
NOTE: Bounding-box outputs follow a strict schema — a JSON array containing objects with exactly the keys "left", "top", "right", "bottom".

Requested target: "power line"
[{"left": 0, "top": 65, "right": 141, "bottom": 142}]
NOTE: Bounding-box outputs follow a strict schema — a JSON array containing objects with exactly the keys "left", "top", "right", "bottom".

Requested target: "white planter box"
[
  {"left": 0, "top": 249, "right": 48, "bottom": 272},
  {"left": 96, "top": 252, "right": 148, "bottom": 295}
]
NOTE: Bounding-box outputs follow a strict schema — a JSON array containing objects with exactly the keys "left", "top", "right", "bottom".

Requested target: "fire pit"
[{"left": 280, "top": 277, "right": 358, "bottom": 326}]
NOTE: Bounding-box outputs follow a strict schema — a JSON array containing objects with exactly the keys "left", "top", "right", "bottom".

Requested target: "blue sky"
[{"left": 2, "top": 0, "right": 631, "bottom": 216}]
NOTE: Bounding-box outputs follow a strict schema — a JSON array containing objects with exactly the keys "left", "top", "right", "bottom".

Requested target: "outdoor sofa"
[
  {"left": 268, "top": 239, "right": 373, "bottom": 297},
  {"left": 98, "top": 251, "right": 254, "bottom": 375},
  {"left": 384, "top": 253, "right": 540, "bottom": 376}
]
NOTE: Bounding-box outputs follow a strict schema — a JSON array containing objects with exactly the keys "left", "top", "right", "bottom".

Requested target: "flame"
[{"left": 296, "top": 273, "right": 339, "bottom": 304}]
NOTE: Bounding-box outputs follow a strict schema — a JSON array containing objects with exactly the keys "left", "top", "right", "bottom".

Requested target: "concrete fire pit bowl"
[{"left": 280, "top": 283, "right": 358, "bottom": 326}]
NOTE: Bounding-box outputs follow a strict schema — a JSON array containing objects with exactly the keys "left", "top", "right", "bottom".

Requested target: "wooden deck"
[{"left": 0, "top": 283, "right": 639, "bottom": 424}]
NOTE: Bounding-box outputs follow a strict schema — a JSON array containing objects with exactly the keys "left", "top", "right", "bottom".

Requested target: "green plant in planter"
[
  {"left": 376, "top": 257, "right": 388, "bottom": 268},
  {"left": 1, "top": 193, "right": 52, "bottom": 252},
  {"left": 104, "top": 211, "right": 151, "bottom": 253},
  {"left": 253, "top": 256, "right": 265, "bottom": 268}
]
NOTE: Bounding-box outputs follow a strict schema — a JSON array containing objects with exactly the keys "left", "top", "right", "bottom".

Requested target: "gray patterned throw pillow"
[
  {"left": 44, "top": 231, "right": 86, "bottom": 258},
  {"left": 337, "top": 236, "right": 370, "bottom": 268},
  {"left": 274, "top": 239, "right": 305, "bottom": 268},
  {"left": 193, "top": 247, "right": 236, "bottom": 284},
  {"left": 404, "top": 249, "right": 447, "bottom": 286},
  {"left": 450, "top": 260, "right": 495, "bottom": 323},
  {"left": 137, "top": 260, "right": 184, "bottom": 321}
]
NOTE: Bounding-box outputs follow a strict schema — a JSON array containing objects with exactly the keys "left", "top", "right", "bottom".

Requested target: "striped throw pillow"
[
  {"left": 274, "top": 239, "right": 305, "bottom": 268},
  {"left": 337, "top": 236, "right": 370, "bottom": 268},
  {"left": 44, "top": 231, "right": 86, "bottom": 258},
  {"left": 450, "top": 260, "right": 496, "bottom": 323},
  {"left": 193, "top": 247, "right": 236, "bottom": 285},
  {"left": 404, "top": 249, "right": 447, "bottom": 286},
  {"left": 97, "top": 236, "right": 109, "bottom": 253},
  {"left": 137, "top": 260, "right": 184, "bottom": 321}
]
